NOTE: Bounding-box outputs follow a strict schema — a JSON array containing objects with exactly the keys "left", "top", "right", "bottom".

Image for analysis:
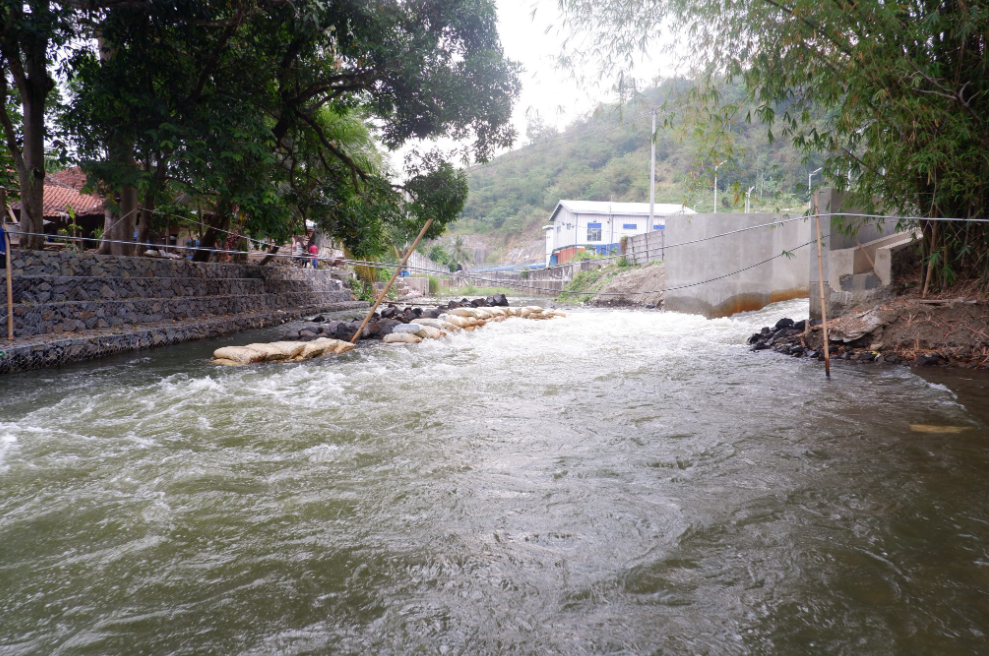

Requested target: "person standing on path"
[{"left": 309, "top": 242, "right": 319, "bottom": 270}]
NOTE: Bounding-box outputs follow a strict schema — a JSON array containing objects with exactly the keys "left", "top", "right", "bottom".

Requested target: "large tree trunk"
[
  {"left": 98, "top": 32, "right": 139, "bottom": 257},
  {"left": 258, "top": 244, "right": 280, "bottom": 265},
  {"left": 0, "top": 9, "right": 52, "bottom": 251},
  {"left": 192, "top": 213, "right": 230, "bottom": 263},
  {"left": 136, "top": 195, "right": 155, "bottom": 248}
]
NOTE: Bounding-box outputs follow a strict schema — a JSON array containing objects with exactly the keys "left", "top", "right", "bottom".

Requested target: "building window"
[
  {"left": 653, "top": 224, "right": 664, "bottom": 230},
  {"left": 556, "top": 226, "right": 561, "bottom": 233},
  {"left": 622, "top": 223, "right": 637, "bottom": 230},
  {"left": 587, "top": 222, "right": 602, "bottom": 241}
]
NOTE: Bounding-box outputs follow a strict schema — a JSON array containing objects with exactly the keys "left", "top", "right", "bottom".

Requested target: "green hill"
[{"left": 453, "top": 80, "right": 822, "bottom": 259}]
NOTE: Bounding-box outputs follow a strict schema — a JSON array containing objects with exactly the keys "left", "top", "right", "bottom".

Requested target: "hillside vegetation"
[{"left": 454, "top": 80, "right": 823, "bottom": 257}]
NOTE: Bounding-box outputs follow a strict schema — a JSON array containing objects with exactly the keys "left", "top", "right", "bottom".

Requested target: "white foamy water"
[{"left": 1, "top": 300, "right": 988, "bottom": 656}]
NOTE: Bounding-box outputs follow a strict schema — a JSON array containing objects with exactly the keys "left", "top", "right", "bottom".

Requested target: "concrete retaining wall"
[
  {"left": 808, "top": 190, "right": 915, "bottom": 320},
  {"left": 0, "top": 250, "right": 361, "bottom": 374},
  {"left": 664, "top": 213, "right": 812, "bottom": 318}
]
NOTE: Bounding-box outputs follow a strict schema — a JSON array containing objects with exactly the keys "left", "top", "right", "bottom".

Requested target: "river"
[{"left": 1, "top": 300, "right": 988, "bottom": 655}]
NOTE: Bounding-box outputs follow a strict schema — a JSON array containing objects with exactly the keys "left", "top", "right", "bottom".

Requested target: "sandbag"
[
  {"left": 447, "top": 308, "right": 478, "bottom": 318},
  {"left": 332, "top": 341, "right": 356, "bottom": 354},
  {"left": 439, "top": 314, "right": 470, "bottom": 328},
  {"left": 474, "top": 308, "right": 493, "bottom": 320},
  {"left": 415, "top": 318, "right": 459, "bottom": 332},
  {"left": 393, "top": 323, "right": 422, "bottom": 335},
  {"left": 245, "top": 343, "right": 292, "bottom": 361},
  {"left": 267, "top": 341, "right": 307, "bottom": 358},
  {"left": 213, "top": 345, "right": 266, "bottom": 364},
  {"left": 301, "top": 337, "right": 340, "bottom": 359},
  {"left": 552, "top": 310, "right": 568, "bottom": 317},
  {"left": 416, "top": 325, "right": 444, "bottom": 340},
  {"left": 211, "top": 358, "right": 243, "bottom": 366},
  {"left": 383, "top": 333, "right": 422, "bottom": 344}
]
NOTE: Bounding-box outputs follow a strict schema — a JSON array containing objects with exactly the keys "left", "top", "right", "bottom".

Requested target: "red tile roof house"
[{"left": 9, "top": 167, "right": 105, "bottom": 245}]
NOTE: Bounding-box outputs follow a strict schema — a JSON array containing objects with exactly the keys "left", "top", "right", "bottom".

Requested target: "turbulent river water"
[{"left": 2, "top": 299, "right": 989, "bottom": 656}]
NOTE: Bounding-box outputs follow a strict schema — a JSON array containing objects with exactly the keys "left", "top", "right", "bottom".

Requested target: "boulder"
[
  {"left": 793, "top": 320, "right": 806, "bottom": 332},
  {"left": 370, "top": 319, "right": 401, "bottom": 337},
  {"left": 492, "top": 293, "right": 509, "bottom": 306},
  {"left": 299, "top": 329, "right": 318, "bottom": 341},
  {"left": 332, "top": 322, "right": 353, "bottom": 340},
  {"left": 774, "top": 318, "right": 795, "bottom": 330}
]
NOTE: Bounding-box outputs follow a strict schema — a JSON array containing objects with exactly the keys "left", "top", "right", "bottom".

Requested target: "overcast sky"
[{"left": 391, "top": 0, "right": 664, "bottom": 173}]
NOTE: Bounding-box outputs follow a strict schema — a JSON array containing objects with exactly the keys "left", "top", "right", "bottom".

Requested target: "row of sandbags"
[
  {"left": 212, "top": 337, "right": 355, "bottom": 366},
  {"left": 381, "top": 306, "right": 566, "bottom": 345},
  {"left": 211, "top": 306, "right": 566, "bottom": 364}
]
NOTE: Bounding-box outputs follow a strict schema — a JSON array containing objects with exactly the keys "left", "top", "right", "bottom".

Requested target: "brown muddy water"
[{"left": 1, "top": 300, "right": 988, "bottom": 655}]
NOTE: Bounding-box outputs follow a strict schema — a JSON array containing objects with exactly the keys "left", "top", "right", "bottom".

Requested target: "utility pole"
[
  {"left": 648, "top": 110, "right": 656, "bottom": 262},
  {"left": 649, "top": 109, "right": 656, "bottom": 230}
]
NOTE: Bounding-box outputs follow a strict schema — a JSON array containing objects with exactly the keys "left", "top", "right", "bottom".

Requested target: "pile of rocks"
[
  {"left": 749, "top": 317, "right": 891, "bottom": 363},
  {"left": 279, "top": 294, "right": 511, "bottom": 343}
]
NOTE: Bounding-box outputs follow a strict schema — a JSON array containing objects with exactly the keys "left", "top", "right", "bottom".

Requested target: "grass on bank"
[{"left": 557, "top": 261, "right": 637, "bottom": 303}]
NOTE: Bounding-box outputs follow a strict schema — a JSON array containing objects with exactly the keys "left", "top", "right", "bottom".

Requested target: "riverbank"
[
  {"left": 558, "top": 262, "right": 665, "bottom": 308},
  {"left": 0, "top": 249, "right": 364, "bottom": 375},
  {"left": 748, "top": 289, "right": 989, "bottom": 369}
]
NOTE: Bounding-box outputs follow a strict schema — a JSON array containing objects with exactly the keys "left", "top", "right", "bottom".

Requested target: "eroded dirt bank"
[{"left": 752, "top": 290, "right": 989, "bottom": 369}]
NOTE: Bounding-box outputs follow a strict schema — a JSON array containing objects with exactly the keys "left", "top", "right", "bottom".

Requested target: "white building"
[{"left": 543, "top": 200, "right": 695, "bottom": 266}]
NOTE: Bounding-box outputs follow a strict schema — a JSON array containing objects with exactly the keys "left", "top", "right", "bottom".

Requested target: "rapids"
[{"left": 1, "top": 300, "right": 988, "bottom": 655}]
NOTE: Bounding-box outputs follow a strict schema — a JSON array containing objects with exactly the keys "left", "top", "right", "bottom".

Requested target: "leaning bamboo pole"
[
  {"left": 350, "top": 219, "right": 433, "bottom": 343},
  {"left": 813, "top": 195, "right": 831, "bottom": 378},
  {"left": 3, "top": 196, "right": 15, "bottom": 340}
]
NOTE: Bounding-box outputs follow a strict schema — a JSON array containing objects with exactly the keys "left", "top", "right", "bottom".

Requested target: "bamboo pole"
[
  {"left": 2, "top": 190, "right": 13, "bottom": 340},
  {"left": 4, "top": 228, "right": 11, "bottom": 340},
  {"left": 813, "top": 194, "right": 831, "bottom": 378},
  {"left": 350, "top": 219, "right": 433, "bottom": 343}
]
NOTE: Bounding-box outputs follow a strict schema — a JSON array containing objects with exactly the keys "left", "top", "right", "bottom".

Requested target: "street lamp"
[
  {"left": 713, "top": 160, "right": 724, "bottom": 213},
  {"left": 808, "top": 167, "right": 823, "bottom": 211}
]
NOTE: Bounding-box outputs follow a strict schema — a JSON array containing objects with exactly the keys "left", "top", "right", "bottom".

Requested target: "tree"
[
  {"left": 65, "top": 0, "right": 519, "bottom": 259},
  {"left": 448, "top": 234, "right": 473, "bottom": 270},
  {"left": 557, "top": 0, "right": 989, "bottom": 289},
  {"left": 0, "top": 1, "right": 74, "bottom": 249}
]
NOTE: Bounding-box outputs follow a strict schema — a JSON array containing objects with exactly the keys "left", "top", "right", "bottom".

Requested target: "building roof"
[
  {"left": 549, "top": 199, "right": 695, "bottom": 223},
  {"left": 48, "top": 166, "right": 90, "bottom": 191},
  {"left": 10, "top": 176, "right": 104, "bottom": 219}
]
